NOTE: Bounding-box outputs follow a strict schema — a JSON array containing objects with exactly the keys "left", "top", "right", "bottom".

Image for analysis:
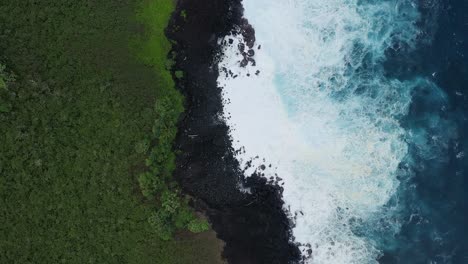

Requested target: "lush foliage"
[
  {"left": 188, "top": 219, "right": 212, "bottom": 233},
  {"left": 0, "top": 65, "right": 14, "bottom": 113},
  {"left": 134, "top": 0, "right": 209, "bottom": 240},
  {"left": 0, "top": 0, "right": 213, "bottom": 263}
]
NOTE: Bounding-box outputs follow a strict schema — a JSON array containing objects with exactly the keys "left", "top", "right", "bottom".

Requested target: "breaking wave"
[{"left": 218, "top": 0, "right": 457, "bottom": 263}]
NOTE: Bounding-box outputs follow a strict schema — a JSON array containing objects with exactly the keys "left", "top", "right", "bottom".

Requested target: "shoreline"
[{"left": 167, "top": 0, "right": 301, "bottom": 263}]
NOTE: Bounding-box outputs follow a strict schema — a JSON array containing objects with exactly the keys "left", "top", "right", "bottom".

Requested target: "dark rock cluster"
[{"left": 166, "top": 0, "right": 301, "bottom": 263}]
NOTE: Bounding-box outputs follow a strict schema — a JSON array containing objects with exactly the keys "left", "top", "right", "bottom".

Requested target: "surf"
[{"left": 217, "top": 0, "right": 454, "bottom": 263}]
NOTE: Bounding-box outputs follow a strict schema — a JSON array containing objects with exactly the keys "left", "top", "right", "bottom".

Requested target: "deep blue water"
[
  {"left": 381, "top": 0, "right": 468, "bottom": 263},
  {"left": 218, "top": 0, "right": 468, "bottom": 262}
]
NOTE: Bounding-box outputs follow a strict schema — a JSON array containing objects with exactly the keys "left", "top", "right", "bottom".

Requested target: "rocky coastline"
[{"left": 167, "top": 0, "right": 301, "bottom": 263}]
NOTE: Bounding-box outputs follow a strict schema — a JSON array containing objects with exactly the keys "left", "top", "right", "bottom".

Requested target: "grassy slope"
[{"left": 0, "top": 0, "right": 221, "bottom": 263}]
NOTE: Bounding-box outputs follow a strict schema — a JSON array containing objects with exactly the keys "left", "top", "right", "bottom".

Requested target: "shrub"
[
  {"left": 187, "top": 218, "right": 210, "bottom": 233},
  {"left": 149, "top": 211, "right": 175, "bottom": 241}
]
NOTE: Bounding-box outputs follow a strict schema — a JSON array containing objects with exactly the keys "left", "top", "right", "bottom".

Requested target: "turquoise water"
[{"left": 218, "top": 0, "right": 467, "bottom": 263}]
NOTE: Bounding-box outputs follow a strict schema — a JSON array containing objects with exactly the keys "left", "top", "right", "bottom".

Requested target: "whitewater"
[{"left": 218, "top": 0, "right": 452, "bottom": 263}]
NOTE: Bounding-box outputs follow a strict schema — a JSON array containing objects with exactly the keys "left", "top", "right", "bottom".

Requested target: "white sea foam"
[{"left": 218, "top": 1, "right": 426, "bottom": 263}]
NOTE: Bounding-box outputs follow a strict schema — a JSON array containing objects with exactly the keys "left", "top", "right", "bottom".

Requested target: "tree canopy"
[{"left": 0, "top": 0, "right": 215, "bottom": 263}]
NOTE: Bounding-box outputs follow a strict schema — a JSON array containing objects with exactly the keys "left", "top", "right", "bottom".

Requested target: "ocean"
[{"left": 217, "top": 0, "right": 468, "bottom": 263}]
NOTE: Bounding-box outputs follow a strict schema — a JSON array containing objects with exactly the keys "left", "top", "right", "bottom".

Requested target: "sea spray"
[{"left": 218, "top": 0, "right": 453, "bottom": 263}]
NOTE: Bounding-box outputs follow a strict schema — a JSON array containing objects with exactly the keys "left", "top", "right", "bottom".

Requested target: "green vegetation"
[
  {"left": 0, "top": 64, "right": 14, "bottom": 113},
  {"left": 188, "top": 219, "right": 212, "bottom": 233},
  {"left": 0, "top": 0, "right": 215, "bottom": 263},
  {"left": 134, "top": 0, "right": 209, "bottom": 240},
  {"left": 181, "top": 10, "right": 188, "bottom": 20},
  {"left": 175, "top": 70, "right": 185, "bottom": 79}
]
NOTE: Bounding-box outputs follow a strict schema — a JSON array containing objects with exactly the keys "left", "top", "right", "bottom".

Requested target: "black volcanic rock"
[{"left": 166, "top": 0, "right": 301, "bottom": 263}]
